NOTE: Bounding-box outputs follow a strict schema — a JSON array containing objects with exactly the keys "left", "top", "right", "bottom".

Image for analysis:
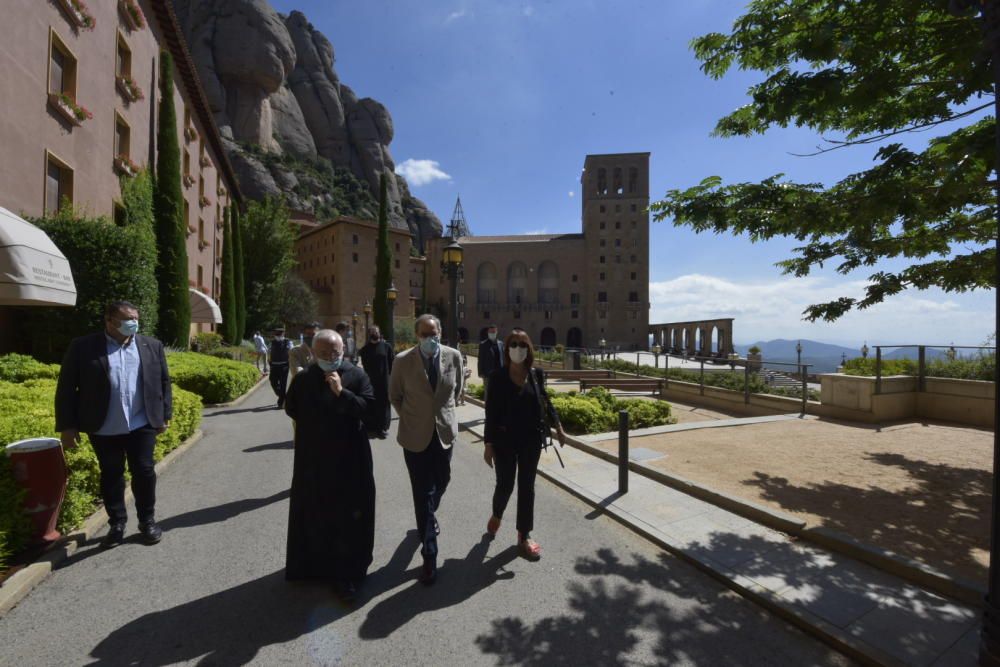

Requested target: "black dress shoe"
[
  {"left": 419, "top": 558, "right": 437, "bottom": 586},
  {"left": 138, "top": 520, "right": 163, "bottom": 545},
  {"left": 101, "top": 523, "right": 126, "bottom": 549}
]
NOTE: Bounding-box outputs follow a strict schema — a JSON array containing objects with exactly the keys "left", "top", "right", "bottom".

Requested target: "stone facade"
[
  {"left": 294, "top": 216, "right": 415, "bottom": 328},
  {"left": 424, "top": 153, "right": 651, "bottom": 350},
  {"left": 0, "top": 0, "right": 241, "bottom": 337}
]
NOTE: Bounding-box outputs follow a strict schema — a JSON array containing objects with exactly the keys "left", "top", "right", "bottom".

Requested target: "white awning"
[
  {"left": 189, "top": 288, "right": 223, "bottom": 324},
  {"left": 0, "top": 207, "right": 76, "bottom": 306}
]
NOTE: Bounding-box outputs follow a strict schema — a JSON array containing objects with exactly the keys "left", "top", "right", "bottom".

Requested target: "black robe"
[
  {"left": 358, "top": 340, "right": 394, "bottom": 433},
  {"left": 284, "top": 362, "right": 376, "bottom": 582}
]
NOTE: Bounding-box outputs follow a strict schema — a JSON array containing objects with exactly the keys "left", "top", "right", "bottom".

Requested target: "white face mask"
[
  {"left": 487, "top": 332, "right": 497, "bottom": 342},
  {"left": 509, "top": 347, "right": 528, "bottom": 364}
]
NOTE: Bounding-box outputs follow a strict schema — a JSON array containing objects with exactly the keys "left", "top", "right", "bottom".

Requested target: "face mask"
[
  {"left": 316, "top": 356, "right": 343, "bottom": 373},
  {"left": 419, "top": 335, "right": 440, "bottom": 355},
  {"left": 509, "top": 347, "right": 528, "bottom": 364},
  {"left": 118, "top": 319, "right": 139, "bottom": 337},
  {"left": 488, "top": 332, "right": 497, "bottom": 342},
  {"left": 275, "top": 335, "right": 284, "bottom": 341},
  {"left": 303, "top": 336, "right": 314, "bottom": 347}
]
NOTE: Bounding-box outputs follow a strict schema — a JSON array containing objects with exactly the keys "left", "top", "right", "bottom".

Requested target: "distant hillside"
[{"left": 732, "top": 339, "right": 950, "bottom": 373}]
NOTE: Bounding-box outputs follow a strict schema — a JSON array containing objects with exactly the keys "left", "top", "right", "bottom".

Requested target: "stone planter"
[
  {"left": 118, "top": 0, "right": 145, "bottom": 31},
  {"left": 48, "top": 93, "right": 84, "bottom": 126},
  {"left": 57, "top": 0, "right": 95, "bottom": 30}
]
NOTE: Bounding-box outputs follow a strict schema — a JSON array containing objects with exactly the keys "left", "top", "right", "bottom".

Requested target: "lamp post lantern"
[
  {"left": 363, "top": 299, "right": 372, "bottom": 339},
  {"left": 386, "top": 284, "right": 397, "bottom": 348},
  {"left": 441, "top": 238, "right": 464, "bottom": 347},
  {"left": 599, "top": 337, "right": 607, "bottom": 362},
  {"left": 652, "top": 344, "right": 661, "bottom": 370}
]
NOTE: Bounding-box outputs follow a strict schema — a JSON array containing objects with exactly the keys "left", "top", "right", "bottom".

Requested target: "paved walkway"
[
  {"left": 0, "top": 383, "right": 848, "bottom": 666},
  {"left": 461, "top": 401, "right": 980, "bottom": 666},
  {"left": 577, "top": 413, "right": 815, "bottom": 443}
]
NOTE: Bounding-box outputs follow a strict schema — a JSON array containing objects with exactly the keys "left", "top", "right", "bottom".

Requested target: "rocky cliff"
[{"left": 170, "top": 0, "right": 442, "bottom": 249}]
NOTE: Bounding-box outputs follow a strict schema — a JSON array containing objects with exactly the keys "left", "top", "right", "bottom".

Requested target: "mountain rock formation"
[{"left": 170, "top": 0, "right": 442, "bottom": 248}]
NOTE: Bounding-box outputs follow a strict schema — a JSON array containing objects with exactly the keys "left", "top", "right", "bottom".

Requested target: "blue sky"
[{"left": 270, "top": 0, "right": 995, "bottom": 347}]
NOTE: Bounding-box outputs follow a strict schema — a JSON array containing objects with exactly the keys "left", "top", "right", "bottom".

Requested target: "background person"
[
  {"left": 483, "top": 328, "right": 565, "bottom": 561},
  {"left": 55, "top": 301, "right": 172, "bottom": 548},
  {"left": 388, "top": 314, "right": 464, "bottom": 585},
  {"left": 289, "top": 321, "right": 321, "bottom": 382},
  {"left": 358, "top": 325, "right": 394, "bottom": 438},
  {"left": 252, "top": 331, "right": 269, "bottom": 374},
  {"left": 284, "top": 330, "right": 376, "bottom": 602},
  {"left": 269, "top": 327, "right": 293, "bottom": 408}
]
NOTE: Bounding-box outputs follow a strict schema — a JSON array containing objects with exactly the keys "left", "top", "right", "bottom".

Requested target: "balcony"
[
  {"left": 113, "top": 154, "right": 138, "bottom": 177},
  {"left": 115, "top": 74, "right": 143, "bottom": 103},
  {"left": 57, "top": 0, "right": 95, "bottom": 31},
  {"left": 118, "top": 0, "right": 146, "bottom": 31}
]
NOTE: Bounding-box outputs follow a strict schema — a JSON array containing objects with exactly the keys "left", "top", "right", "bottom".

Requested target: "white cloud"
[
  {"left": 568, "top": 191, "right": 575, "bottom": 198},
  {"left": 523, "top": 228, "right": 550, "bottom": 235},
  {"left": 649, "top": 273, "right": 994, "bottom": 346},
  {"left": 522, "top": 5, "right": 536, "bottom": 17},
  {"left": 444, "top": 8, "right": 468, "bottom": 24},
  {"left": 394, "top": 159, "right": 452, "bottom": 187}
]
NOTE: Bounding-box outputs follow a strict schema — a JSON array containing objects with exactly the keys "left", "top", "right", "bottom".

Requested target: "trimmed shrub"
[
  {"left": 0, "top": 378, "right": 201, "bottom": 569},
  {"left": 167, "top": 352, "right": 259, "bottom": 403},
  {"left": 466, "top": 383, "right": 485, "bottom": 399},
  {"left": 19, "top": 205, "right": 159, "bottom": 363},
  {"left": 550, "top": 394, "right": 617, "bottom": 434},
  {"left": 191, "top": 332, "right": 223, "bottom": 353},
  {"left": 0, "top": 354, "right": 61, "bottom": 382}
]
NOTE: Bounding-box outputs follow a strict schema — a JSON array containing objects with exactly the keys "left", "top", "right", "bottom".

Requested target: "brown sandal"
[{"left": 518, "top": 537, "right": 541, "bottom": 561}]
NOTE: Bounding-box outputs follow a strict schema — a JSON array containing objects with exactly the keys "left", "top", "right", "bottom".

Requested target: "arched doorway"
[
  {"left": 694, "top": 328, "right": 702, "bottom": 355},
  {"left": 681, "top": 329, "right": 689, "bottom": 352},
  {"left": 711, "top": 326, "right": 720, "bottom": 355},
  {"left": 540, "top": 327, "right": 556, "bottom": 347},
  {"left": 567, "top": 327, "right": 583, "bottom": 348},
  {"left": 477, "top": 262, "right": 498, "bottom": 304},
  {"left": 458, "top": 327, "right": 469, "bottom": 344}
]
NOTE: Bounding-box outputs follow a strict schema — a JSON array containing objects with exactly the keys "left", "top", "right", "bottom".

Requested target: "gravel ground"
[{"left": 599, "top": 418, "right": 993, "bottom": 585}]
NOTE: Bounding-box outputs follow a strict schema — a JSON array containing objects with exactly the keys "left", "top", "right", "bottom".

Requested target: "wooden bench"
[
  {"left": 546, "top": 369, "right": 615, "bottom": 381},
  {"left": 580, "top": 377, "right": 664, "bottom": 396}
]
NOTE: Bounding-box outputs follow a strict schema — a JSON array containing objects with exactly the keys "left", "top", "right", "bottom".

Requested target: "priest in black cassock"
[
  {"left": 284, "top": 329, "right": 376, "bottom": 601},
  {"left": 358, "top": 325, "right": 394, "bottom": 439}
]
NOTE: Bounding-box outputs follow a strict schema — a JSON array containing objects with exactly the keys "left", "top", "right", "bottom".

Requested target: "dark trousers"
[
  {"left": 492, "top": 441, "right": 542, "bottom": 535},
  {"left": 403, "top": 432, "right": 452, "bottom": 561},
  {"left": 90, "top": 426, "right": 158, "bottom": 525},
  {"left": 270, "top": 363, "right": 289, "bottom": 404}
]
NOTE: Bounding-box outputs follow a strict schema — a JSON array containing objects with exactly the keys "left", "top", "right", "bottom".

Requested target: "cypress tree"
[
  {"left": 373, "top": 173, "right": 393, "bottom": 335},
  {"left": 220, "top": 205, "right": 237, "bottom": 343},
  {"left": 152, "top": 50, "right": 191, "bottom": 347},
  {"left": 231, "top": 203, "right": 247, "bottom": 340}
]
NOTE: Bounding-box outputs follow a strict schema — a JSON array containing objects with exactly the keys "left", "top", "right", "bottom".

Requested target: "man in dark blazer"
[
  {"left": 55, "top": 301, "right": 173, "bottom": 548},
  {"left": 478, "top": 324, "right": 503, "bottom": 398}
]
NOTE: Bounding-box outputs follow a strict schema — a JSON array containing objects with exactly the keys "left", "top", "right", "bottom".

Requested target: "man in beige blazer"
[{"left": 388, "top": 313, "right": 464, "bottom": 585}]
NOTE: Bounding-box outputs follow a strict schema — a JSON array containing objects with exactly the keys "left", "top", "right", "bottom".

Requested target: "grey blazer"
[{"left": 388, "top": 345, "right": 464, "bottom": 452}]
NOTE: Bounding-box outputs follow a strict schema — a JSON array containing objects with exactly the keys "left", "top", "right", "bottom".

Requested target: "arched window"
[
  {"left": 507, "top": 262, "right": 527, "bottom": 304},
  {"left": 628, "top": 167, "right": 638, "bottom": 193},
  {"left": 537, "top": 261, "right": 559, "bottom": 304},
  {"left": 597, "top": 168, "right": 607, "bottom": 195},
  {"left": 613, "top": 167, "right": 623, "bottom": 195},
  {"left": 540, "top": 327, "right": 557, "bottom": 347},
  {"left": 477, "top": 262, "right": 498, "bottom": 304},
  {"left": 567, "top": 327, "right": 583, "bottom": 348}
]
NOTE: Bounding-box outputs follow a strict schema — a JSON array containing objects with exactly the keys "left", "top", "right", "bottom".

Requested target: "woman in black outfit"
[{"left": 483, "top": 328, "right": 565, "bottom": 560}]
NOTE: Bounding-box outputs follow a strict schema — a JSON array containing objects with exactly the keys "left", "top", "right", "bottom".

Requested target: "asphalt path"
[{"left": 0, "top": 383, "right": 851, "bottom": 666}]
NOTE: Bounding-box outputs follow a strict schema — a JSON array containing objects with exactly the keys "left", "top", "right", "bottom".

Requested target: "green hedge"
[
  {"left": 0, "top": 354, "right": 61, "bottom": 383},
  {"left": 841, "top": 354, "right": 995, "bottom": 381},
  {"left": 0, "top": 378, "right": 201, "bottom": 570},
  {"left": 167, "top": 352, "right": 259, "bottom": 403},
  {"left": 549, "top": 387, "right": 675, "bottom": 435}
]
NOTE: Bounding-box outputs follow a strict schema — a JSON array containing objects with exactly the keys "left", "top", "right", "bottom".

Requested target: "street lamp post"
[
  {"left": 386, "top": 284, "right": 397, "bottom": 349},
  {"left": 599, "top": 337, "right": 607, "bottom": 362},
  {"left": 363, "top": 299, "right": 372, "bottom": 339},
  {"left": 796, "top": 340, "right": 803, "bottom": 378},
  {"left": 441, "top": 238, "right": 464, "bottom": 348},
  {"left": 652, "top": 344, "right": 661, "bottom": 370},
  {"left": 351, "top": 311, "right": 358, "bottom": 362}
]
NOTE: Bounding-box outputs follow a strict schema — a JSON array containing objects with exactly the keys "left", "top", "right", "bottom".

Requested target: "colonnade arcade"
[{"left": 649, "top": 318, "right": 735, "bottom": 358}]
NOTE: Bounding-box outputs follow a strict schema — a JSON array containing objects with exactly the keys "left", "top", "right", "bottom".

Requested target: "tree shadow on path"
[
  {"left": 359, "top": 533, "right": 518, "bottom": 639},
  {"left": 157, "top": 489, "right": 291, "bottom": 531},
  {"left": 243, "top": 440, "right": 293, "bottom": 453}
]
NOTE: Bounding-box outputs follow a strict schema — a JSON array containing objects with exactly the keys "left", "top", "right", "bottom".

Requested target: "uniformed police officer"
[{"left": 269, "top": 327, "right": 293, "bottom": 408}]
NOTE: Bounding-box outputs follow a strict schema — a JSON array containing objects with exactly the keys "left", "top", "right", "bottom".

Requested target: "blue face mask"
[
  {"left": 316, "top": 356, "right": 343, "bottom": 373},
  {"left": 118, "top": 319, "right": 139, "bottom": 337},
  {"left": 419, "top": 336, "right": 440, "bottom": 356}
]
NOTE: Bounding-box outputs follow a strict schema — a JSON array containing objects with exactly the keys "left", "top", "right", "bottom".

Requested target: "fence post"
[
  {"left": 664, "top": 353, "right": 669, "bottom": 391},
  {"left": 618, "top": 410, "right": 629, "bottom": 494},
  {"left": 875, "top": 346, "right": 882, "bottom": 395},
  {"left": 700, "top": 359, "right": 705, "bottom": 395},
  {"left": 800, "top": 364, "right": 807, "bottom": 415},
  {"left": 918, "top": 345, "right": 926, "bottom": 392},
  {"left": 636, "top": 352, "right": 641, "bottom": 376},
  {"left": 744, "top": 362, "right": 750, "bottom": 405}
]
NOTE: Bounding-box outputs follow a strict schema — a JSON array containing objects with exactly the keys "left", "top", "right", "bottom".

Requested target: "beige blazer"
[
  {"left": 388, "top": 345, "right": 464, "bottom": 452},
  {"left": 288, "top": 344, "right": 314, "bottom": 381}
]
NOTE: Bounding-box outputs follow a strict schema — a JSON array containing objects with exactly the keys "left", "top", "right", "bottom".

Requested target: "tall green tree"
[
  {"left": 373, "top": 173, "right": 393, "bottom": 334},
  {"left": 231, "top": 203, "right": 247, "bottom": 340},
  {"left": 241, "top": 197, "right": 296, "bottom": 334},
  {"left": 219, "top": 206, "right": 237, "bottom": 343},
  {"left": 650, "top": 0, "right": 995, "bottom": 322},
  {"left": 152, "top": 50, "right": 191, "bottom": 346}
]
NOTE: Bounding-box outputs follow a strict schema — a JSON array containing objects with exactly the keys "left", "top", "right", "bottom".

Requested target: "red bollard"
[{"left": 5, "top": 438, "right": 68, "bottom": 545}]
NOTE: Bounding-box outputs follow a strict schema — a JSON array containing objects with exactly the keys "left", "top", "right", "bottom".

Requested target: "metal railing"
[{"left": 869, "top": 345, "right": 996, "bottom": 395}]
